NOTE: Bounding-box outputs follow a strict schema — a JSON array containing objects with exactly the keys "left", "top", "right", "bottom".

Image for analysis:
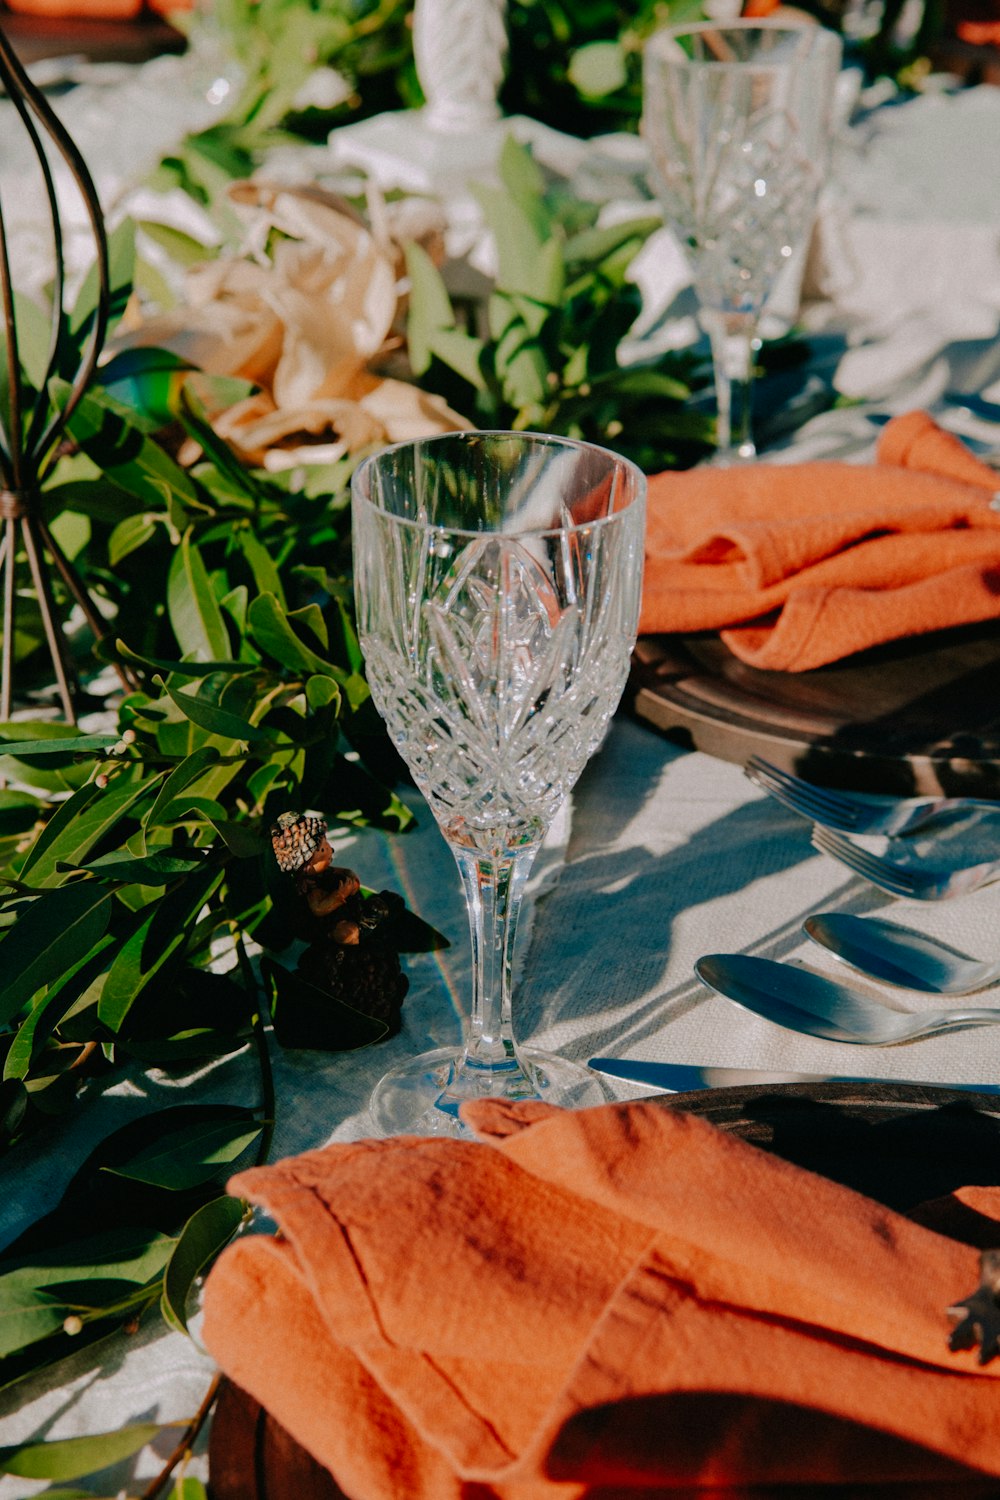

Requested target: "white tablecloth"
[{"left": 6, "top": 713, "right": 1000, "bottom": 1495}]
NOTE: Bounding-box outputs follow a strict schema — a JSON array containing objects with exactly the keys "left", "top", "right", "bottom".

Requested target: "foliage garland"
[{"left": 0, "top": 119, "right": 725, "bottom": 1490}]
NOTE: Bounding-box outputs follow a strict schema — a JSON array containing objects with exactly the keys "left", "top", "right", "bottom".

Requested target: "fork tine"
[
  {"left": 811, "top": 832, "right": 901, "bottom": 893},
  {"left": 745, "top": 758, "right": 860, "bottom": 829},
  {"left": 811, "top": 828, "right": 916, "bottom": 896},
  {"left": 744, "top": 757, "right": 859, "bottom": 822}
]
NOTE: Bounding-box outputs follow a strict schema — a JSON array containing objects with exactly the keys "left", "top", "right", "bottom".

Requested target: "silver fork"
[
  {"left": 745, "top": 755, "right": 998, "bottom": 837},
  {"left": 811, "top": 826, "right": 1000, "bottom": 901}
]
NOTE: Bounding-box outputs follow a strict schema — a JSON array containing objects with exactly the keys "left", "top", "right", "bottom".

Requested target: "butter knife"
[{"left": 588, "top": 1057, "right": 1000, "bottom": 1094}]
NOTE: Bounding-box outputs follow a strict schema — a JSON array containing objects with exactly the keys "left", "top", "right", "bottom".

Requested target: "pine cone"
[{"left": 297, "top": 941, "right": 408, "bottom": 1035}]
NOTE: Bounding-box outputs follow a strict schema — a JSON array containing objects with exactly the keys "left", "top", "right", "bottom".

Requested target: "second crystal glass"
[
  {"left": 643, "top": 20, "right": 842, "bottom": 464},
  {"left": 352, "top": 432, "right": 646, "bottom": 1134}
]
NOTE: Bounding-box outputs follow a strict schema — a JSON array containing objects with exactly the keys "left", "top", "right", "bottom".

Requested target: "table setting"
[{"left": 3, "top": 0, "right": 1000, "bottom": 1495}]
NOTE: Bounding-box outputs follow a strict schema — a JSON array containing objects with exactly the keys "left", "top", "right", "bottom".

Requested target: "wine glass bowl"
[
  {"left": 352, "top": 432, "right": 646, "bottom": 1134},
  {"left": 643, "top": 20, "right": 842, "bottom": 463}
]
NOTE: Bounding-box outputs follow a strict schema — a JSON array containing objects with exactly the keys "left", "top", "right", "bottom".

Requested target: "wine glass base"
[{"left": 368, "top": 1045, "right": 607, "bottom": 1138}]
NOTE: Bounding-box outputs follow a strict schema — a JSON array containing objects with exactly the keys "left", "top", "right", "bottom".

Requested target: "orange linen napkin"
[
  {"left": 642, "top": 410, "right": 1000, "bottom": 671},
  {"left": 202, "top": 1098, "right": 1000, "bottom": 1499}
]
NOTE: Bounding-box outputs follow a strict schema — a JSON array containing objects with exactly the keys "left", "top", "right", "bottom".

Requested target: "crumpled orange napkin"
[
  {"left": 641, "top": 410, "right": 1000, "bottom": 671},
  {"left": 201, "top": 1098, "right": 1000, "bottom": 1499}
]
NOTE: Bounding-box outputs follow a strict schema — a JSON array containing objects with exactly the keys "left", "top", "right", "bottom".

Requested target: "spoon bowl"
[
  {"left": 694, "top": 953, "right": 1000, "bottom": 1045},
  {"left": 804, "top": 913, "right": 1000, "bottom": 995}
]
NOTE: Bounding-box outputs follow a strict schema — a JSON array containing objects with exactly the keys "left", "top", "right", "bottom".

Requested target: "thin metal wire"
[{"left": 0, "top": 19, "right": 119, "bottom": 722}]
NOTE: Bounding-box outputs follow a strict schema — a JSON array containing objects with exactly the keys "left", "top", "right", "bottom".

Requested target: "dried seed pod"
[
  {"left": 297, "top": 941, "right": 408, "bottom": 1034},
  {"left": 270, "top": 810, "right": 327, "bottom": 874},
  {"left": 304, "top": 867, "right": 360, "bottom": 920},
  {"left": 331, "top": 918, "right": 361, "bottom": 946}
]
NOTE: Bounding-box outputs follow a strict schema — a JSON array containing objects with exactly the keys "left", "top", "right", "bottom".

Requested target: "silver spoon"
[
  {"left": 804, "top": 913, "right": 1000, "bottom": 995},
  {"left": 694, "top": 953, "right": 1000, "bottom": 1045}
]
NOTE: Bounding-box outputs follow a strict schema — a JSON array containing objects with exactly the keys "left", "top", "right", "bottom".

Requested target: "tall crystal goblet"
[
  {"left": 643, "top": 20, "right": 842, "bottom": 464},
  {"left": 352, "top": 432, "right": 646, "bottom": 1135}
]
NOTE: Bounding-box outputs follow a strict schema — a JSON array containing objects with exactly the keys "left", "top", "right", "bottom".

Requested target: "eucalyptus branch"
[{"left": 140, "top": 1372, "right": 222, "bottom": 1500}]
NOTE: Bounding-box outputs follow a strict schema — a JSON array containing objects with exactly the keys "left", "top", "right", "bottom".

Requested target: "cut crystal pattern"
[
  {"left": 650, "top": 100, "right": 815, "bottom": 317},
  {"left": 359, "top": 519, "right": 641, "bottom": 856}
]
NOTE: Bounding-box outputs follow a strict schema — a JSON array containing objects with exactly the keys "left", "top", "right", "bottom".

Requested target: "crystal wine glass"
[
  {"left": 352, "top": 432, "right": 646, "bottom": 1135},
  {"left": 643, "top": 20, "right": 842, "bottom": 464}
]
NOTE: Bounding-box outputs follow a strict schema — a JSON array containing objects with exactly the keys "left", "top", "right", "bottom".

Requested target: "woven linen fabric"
[{"left": 202, "top": 1097, "right": 1000, "bottom": 1498}]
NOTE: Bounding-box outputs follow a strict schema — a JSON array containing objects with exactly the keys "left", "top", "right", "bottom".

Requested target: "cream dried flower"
[{"left": 115, "top": 182, "right": 468, "bottom": 471}]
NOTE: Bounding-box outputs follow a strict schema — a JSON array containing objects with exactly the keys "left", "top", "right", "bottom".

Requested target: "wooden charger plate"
[
  {"left": 1, "top": 14, "right": 184, "bottom": 66},
  {"left": 208, "top": 1081, "right": 1000, "bottom": 1500},
  {"left": 628, "top": 619, "right": 1000, "bottom": 797}
]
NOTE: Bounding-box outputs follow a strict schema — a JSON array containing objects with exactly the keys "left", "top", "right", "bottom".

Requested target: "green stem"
[
  {"left": 140, "top": 1371, "right": 221, "bottom": 1500},
  {"left": 235, "top": 931, "right": 275, "bottom": 1166}
]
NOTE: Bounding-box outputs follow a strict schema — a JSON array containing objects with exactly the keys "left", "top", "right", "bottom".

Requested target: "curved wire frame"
[{"left": 0, "top": 22, "right": 120, "bottom": 722}]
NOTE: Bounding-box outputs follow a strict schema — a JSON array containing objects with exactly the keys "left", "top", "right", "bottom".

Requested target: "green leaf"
[
  {"left": 564, "top": 215, "right": 661, "bottom": 268},
  {"left": 172, "top": 1481, "right": 210, "bottom": 1500},
  {"left": 178, "top": 381, "right": 272, "bottom": 506},
  {"left": 99, "top": 637, "right": 259, "bottom": 680},
  {"left": 168, "top": 533, "right": 231, "bottom": 662},
  {"left": 69, "top": 219, "right": 136, "bottom": 345},
  {"left": 99, "top": 345, "right": 191, "bottom": 430},
  {"left": 0, "top": 720, "right": 100, "bottom": 792},
  {"left": 305, "top": 675, "right": 341, "bottom": 712},
  {"left": 0, "top": 883, "right": 113, "bottom": 1029},
  {"left": 428, "top": 327, "right": 487, "bottom": 392},
  {"left": 489, "top": 298, "right": 551, "bottom": 409},
  {"left": 137, "top": 216, "right": 213, "bottom": 268},
  {"left": 405, "top": 241, "right": 456, "bottom": 377},
  {"left": 498, "top": 134, "right": 548, "bottom": 213},
  {"left": 172, "top": 809, "right": 263, "bottom": 858},
  {"left": 75, "top": 850, "right": 209, "bottom": 884},
  {"left": 104, "top": 1113, "right": 261, "bottom": 1190},
  {"left": 0, "top": 1424, "right": 162, "bottom": 1481},
  {"left": 567, "top": 39, "right": 628, "bottom": 98},
  {"left": 0, "top": 790, "right": 40, "bottom": 842},
  {"left": 108, "top": 512, "right": 157, "bottom": 567},
  {"left": 237, "top": 526, "right": 286, "bottom": 608},
  {"left": 20, "top": 776, "right": 154, "bottom": 888},
  {"left": 15, "top": 1491, "right": 117, "bottom": 1499},
  {"left": 475, "top": 182, "right": 559, "bottom": 302},
  {"left": 98, "top": 864, "right": 223, "bottom": 1032},
  {"left": 161, "top": 1195, "right": 245, "bottom": 1335},
  {"left": 0, "top": 1227, "right": 173, "bottom": 1358},
  {"left": 143, "top": 746, "right": 222, "bottom": 834},
  {"left": 0, "top": 733, "right": 117, "bottom": 759},
  {"left": 9, "top": 290, "right": 55, "bottom": 390},
  {"left": 4, "top": 932, "right": 116, "bottom": 1081},
  {"left": 248, "top": 592, "right": 336, "bottom": 677},
  {"left": 48, "top": 508, "right": 90, "bottom": 562},
  {"left": 156, "top": 678, "right": 273, "bottom": 746},
  {"left": 60, "top": 382, "right": 204, "bottom": 518},
  {"left": 156, "top": 795, "right": 227, "bottom": 826}
]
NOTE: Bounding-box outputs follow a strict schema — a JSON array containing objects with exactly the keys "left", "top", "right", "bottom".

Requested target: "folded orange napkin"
[
  {"left": 642, "top": 410, "right": 1000, "bottom": 671},
  {"left": 202, "top": 1098, "right": 1000, "bottom": 1499}
]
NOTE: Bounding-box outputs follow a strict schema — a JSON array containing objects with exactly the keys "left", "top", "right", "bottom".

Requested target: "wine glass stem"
[
  {"left": 704, "top": 312, "right": 758, "bottom": 463},
  {"left": 452, "top": 844, "right": 537, "bottom": 1071}
]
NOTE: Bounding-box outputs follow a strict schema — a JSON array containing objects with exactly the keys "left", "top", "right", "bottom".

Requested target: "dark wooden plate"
[
  {"left": 2, "top": 14, "right": 184, "bottom": 66},
  {"left": 208, "top": 1082, "right": 1000, "bottom": 1500},
  {"left": 628, "top": 619, "right": 1000, "bottom": 796}
]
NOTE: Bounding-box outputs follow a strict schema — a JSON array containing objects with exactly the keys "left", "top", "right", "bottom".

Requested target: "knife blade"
[{"left": 588, "top": 1057, "right": 1000, "bottom": 1094}]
